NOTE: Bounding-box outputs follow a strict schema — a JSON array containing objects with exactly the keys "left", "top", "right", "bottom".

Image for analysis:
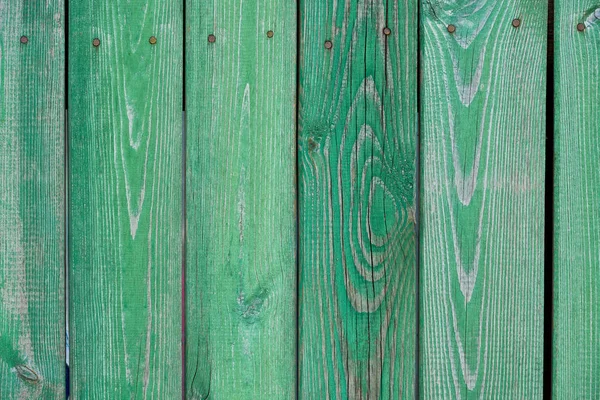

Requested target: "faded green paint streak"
[
  {"left": 420, "top": 0, "right": 546, "bottom": 397},
  {"left": 68, "top": 0, "right": 182, "bottom": 398},
  {"left": 298, "top": 1, "right": 417, "bottom": 398},
  {"left": 185, "top": 1, "right": 297, "bottom": 399},
  {"left": 0, "top": 1, "right": 65, "bottom": 398},
  {"left": 554, "top": 2, "right": 600, "bottom": 398}
]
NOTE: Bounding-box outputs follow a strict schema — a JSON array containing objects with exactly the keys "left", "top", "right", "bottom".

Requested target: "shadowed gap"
[
  {"left": 295, "top": 0, "right": 301, "bottom": 398},
  {"left": 544, "top": 0, "right": 555, "bottom": 397},
  {"left": 182, "top": 0, "right": 188, "bottom": 398},
  {"left": 64, "top": 0, "right": 70, "bottom": 397}
]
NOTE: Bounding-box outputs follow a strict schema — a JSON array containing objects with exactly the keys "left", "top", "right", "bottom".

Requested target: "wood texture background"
[
  {"left": 4, "top": 1, "right": 600, "bottom": 398},
  {"left": 184, "top": 1, "right": 297, "bottom": 398},
  {"left": 68, "top": 0, "right": 183, "bottom": 397},
  {"left": 298, "top": 1, "right": 417, "bottom": 398},
  {"left": 420, "top": 0, "right": 546, "bottom": 397},
  {"left": 0, "top": 1, "right": 65, "bottom": 398},
  {"left": 553, "top": 2, "right": 600, "bottom": 397}
]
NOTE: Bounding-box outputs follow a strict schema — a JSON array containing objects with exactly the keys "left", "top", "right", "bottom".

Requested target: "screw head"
[
  {"left": 577, "top": 23, "right": 586, "bottom": 32},
  {"left": 149, "top": 36, "right": 157, "bottom": 45},
  {"left": 20, "top": 35, "right": 28, "bottom": 44},
  {"left": 92, "top": 38, "right": 100, "bottom": 47},
  {"left": 324, "top": 40, "right": 333, "bottom": 49},
  {"left": 512, "top": 18, "right": 521, "bottom": 28},
  {"left": 447, "top": 24, "right": 456, "bottom": 33},
  {"left": 267, "top": 30, "right": 274, "bottom": 38},
  {"left": 383, "top": 27, "right": 391, "bottom": 36},
  {"left": 208, "top": 34, "right": 216, "bottom": 43}
]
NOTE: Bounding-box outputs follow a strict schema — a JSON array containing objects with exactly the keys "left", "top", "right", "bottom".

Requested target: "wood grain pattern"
[
  {"left": 420, "top": 1, "right": 546, "bottom": 397},
  {"left": 553, "top": 2, "right": 600, "bottom": 397},
  {"left": 298, "top": 1, "right": 417, "bottom": 398},
  {"left": 68, "top": 1, "right": 182, "bottom": 397},
  {"left": 185, "top": 1, "right": 297, "bottom": 398},
  {"left": 0, "top": 1, "right": 65, "bottom": 398}
]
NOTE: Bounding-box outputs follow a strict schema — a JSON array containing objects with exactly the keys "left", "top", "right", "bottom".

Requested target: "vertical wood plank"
[
  {"left": 553, "top": 2, "right": 600, "bottom": 397},
  {"left": 185, "top": 1, "right": 297, "bottom": 398},
  {"left": 420, "top": 1, "right": 546, "bottom": 397},
  {"left": 0, "top": 1, "right": 65, "bottom": 398},
  {"left": 68, "top": 1, "right": 183, "bottom": 398},
  {"left": 298, "top": 1, "right": 417, "bottom": 398}
]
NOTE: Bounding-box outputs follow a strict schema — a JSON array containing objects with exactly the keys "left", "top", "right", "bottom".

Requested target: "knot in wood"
[{"left": 15, "top": 365, "right": 39, "bottom": 383}]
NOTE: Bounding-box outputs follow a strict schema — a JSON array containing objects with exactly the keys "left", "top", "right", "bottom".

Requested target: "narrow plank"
[
  {"left": 298, "top": 1, "right": 417, "bottom": 397},
  {"left": 68, "top": 1, "right": 182, "bottom": 397},
  {"left": 0, "top": 1, "right": 65, "bottom": 398},
  {"left": 185, "top": 1, "right": 297, "bottom": 398},
  {"left": 553, "top": 3, "right": 600, "bottom": 397},
  {"left": 420, "top": 1, "right": 546, "bottom": 397}
]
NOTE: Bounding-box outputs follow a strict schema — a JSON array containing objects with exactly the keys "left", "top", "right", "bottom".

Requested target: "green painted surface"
[
  {"left": 298, "top": 1, "right": 417, "bottom": 398},
  {"left": 0, "top": 1, "right": 65, "bottom": 398},
  {"left": 184, "top": 1, "right": 297, "bottom": 399},
  {"left": 68, "top": 1, "right": 182, "bottom": 398},
  {"left": 553, "top": 3, "right": 600, "bottom": 398},
  {"left": 420, "top": 1, "right": 546, "bottom": 398}
]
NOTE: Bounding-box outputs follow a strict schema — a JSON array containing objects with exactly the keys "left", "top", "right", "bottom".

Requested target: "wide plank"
[
  {"left": 0, "top": 1, "right": 65, "bottom": 398},
  {"left": 68, "top": 1, "right": 183, "bottom": 397},
  {"left": 185, "top": 1, "right": 297, "bottom": 398},
  {"left": 298, "top": 1, "right": 417, "bottom": 398},
  {"left": 420, "top": 0, "right": 546, "bottom": 397},
  {"left": 553, "top": 2, "right": 600, "bottom": 397}
]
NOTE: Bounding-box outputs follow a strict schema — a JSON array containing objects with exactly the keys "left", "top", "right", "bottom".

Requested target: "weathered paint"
[{"left": 68, "top": 0, "right": 183, "bottom": 397}]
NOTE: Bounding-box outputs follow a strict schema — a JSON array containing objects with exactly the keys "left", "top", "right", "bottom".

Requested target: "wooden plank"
[
  {"left": 298, "top": 1, "right": 417, "bottom": 397},
  {"left": 0, "top": 1, "right": 65, "bottom": 398},
  {"left": 553, "top": 3, "right": 600, "bottom": 397},
  {"left": 420, "top": 1, "right": 546, "bottom": 397},
  {"left": 68, "top": 1, "right": 182, "bottom": 398},
  {"left": 184, "top": 1, "right": 297, "bottom": 398}
]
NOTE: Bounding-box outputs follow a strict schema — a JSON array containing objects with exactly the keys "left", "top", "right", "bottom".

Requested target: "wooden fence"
[{"left": 0, "top": 0, "right": 598, "bottom": 398}]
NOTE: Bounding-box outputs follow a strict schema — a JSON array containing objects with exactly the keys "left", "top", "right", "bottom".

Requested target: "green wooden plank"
[
  {"left": 68, "top": 1, "right": 182, "bottom": 398},
  {"left": 298, "top": 1, "right": 417, "bottom": 397},
  {"left": 184, "top": 2, "right": 297, "bottom": 399},
  {"left": 553, "top": 3, "right": 600, "bottom": 397},
  {"left": 420, "top": 1, "right": 546, "bottom": 397},
  {"left": 0, "top": 1, "right": 65, "bottom": 398}
]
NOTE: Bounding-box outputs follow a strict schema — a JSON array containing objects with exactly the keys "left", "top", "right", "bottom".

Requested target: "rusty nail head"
[
  {"left": 20, "top": 36, "right": 28, "bottom": 44},
  {"left": 383, "top": 27, "right": 391, "bottom": 36},
  {"left": 447, "top": 24, "right": 456, "bottom": 33},
  {"left": 92, "top": 38, "right": 100, "bottom": 47},
  {"left": 577, "top": 23, "right": 586, "bottom": 32},
  {"left": 267, "top": 30, "right": 274, "bottom": 38},
  {"left": 512, "top": 18, "right": 521, "bottom": 28},
  {"left": 149, "top": 36, "right": 157, "bottom": 44},
  {"left": 208, "top": 34, "right": 216, "bottom": 43},
  {"left": 324, "top": 40, "right": 333, "bottom": 49}
]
